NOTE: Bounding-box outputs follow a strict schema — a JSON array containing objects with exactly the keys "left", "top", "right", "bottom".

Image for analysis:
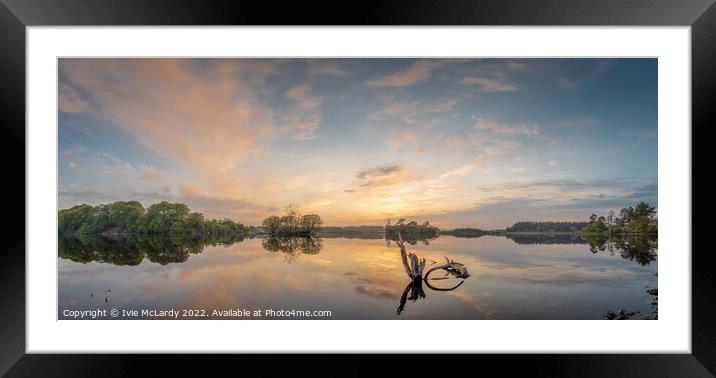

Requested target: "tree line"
[
  {"left": 58, "top": 200, "right": 249, "bottom": 237},
  {"left": 506, "top": 221, "right": 588, "bottom": 233}
]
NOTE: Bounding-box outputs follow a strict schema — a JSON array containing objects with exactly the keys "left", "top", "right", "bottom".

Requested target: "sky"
[{"left": 58, "top": 58, "right": 657, "bottom": 229}]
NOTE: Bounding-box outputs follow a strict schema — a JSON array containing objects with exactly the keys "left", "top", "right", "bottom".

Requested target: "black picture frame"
[{"left": 1, "top": 0, "right": 714, "bottom": 376}]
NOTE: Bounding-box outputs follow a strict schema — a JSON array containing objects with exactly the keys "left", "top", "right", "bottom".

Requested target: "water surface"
[{"left": 58, "top": 234, "right": 657, "bottom": 319}]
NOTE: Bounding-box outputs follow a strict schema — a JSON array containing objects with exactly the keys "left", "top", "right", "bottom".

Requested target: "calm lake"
[{"left": 58, "top": 234, "right": 657, "bottom": 320}]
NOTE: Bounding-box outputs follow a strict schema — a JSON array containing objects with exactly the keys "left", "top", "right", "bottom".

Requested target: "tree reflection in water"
[
  {"left": 58, "top": 233, "right": 244, "bottom": 266},
  {"left": 261, "top": 237, "right": 323, "bottom": 263},
  {"left": 506, "top": 233, "right": 587, "bottom": 245},
  {"left": 504, "top": 233, "right": 658, "bottom": 267},
  {"left": 582, "top": 235, "right": 658, "bottom": 266}
]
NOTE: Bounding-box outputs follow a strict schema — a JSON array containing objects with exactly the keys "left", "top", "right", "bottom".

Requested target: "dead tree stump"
[{"left": 396, "top": 231, "right": 425, "bottom": 281}]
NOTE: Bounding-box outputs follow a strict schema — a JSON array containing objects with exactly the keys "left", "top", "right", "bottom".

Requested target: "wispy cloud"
[
  {"left": 461, "top": 77, "right": 517, "bottom": 92},
  {"left": 58, "top": 58, "right": 656, "bottom": 227},
  {"left": 97, "top": 152, "right": 133, "bottom": 175},
  {"left": 367, "top": 59, "right": 455, "bottom": 87},
  {"left": 434, "top": 146, "right": 513, "bottom": 182},
  {"left": 305, "top": 60, "right": 347, "bottom": 77},
  {"left": 474, "top": 118, "right": 539, "bottom": 136},
  {"left": 282, "top": 84, "right": 322, "bottom": 140},
  {"left": 558, "top": 60, "right": 616, "bottom": 91},
  {"left": 178, "top": 184, "right": 279, "bottom": 219},
  {"left": 59, "top": 59, "right": 277, "bottom": 177},
  {"left": 139, "top": 165, "right": 169, "bottom": 181},
  {"left": 623, "top": 129, "right": 657, "bottom": 145},
  {"left": 58, "top": 83, "right": 91, "bottom": 113},
  {"left": 367, "top": 99, "right": 456, "bottom": 124},
  {"left": 388, "top": 131, "right": 417, "bottom": 149},
  {"left": 349, "top": 164, "right": 423, "bottom": 191}
]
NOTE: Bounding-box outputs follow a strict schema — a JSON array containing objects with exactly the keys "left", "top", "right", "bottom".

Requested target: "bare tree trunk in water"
[
  {"left": 397, "top": 231, "right": 425, "bottom": 280},
  {"left": 394, "top": 231, "right": 469, "bottom": 316}
]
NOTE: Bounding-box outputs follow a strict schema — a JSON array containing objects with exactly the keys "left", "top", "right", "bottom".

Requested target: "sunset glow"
[{"left": 59, "top": 58, "right": 657, "bottom": 228}]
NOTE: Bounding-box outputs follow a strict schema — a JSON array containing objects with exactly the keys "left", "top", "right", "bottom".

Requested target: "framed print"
[{"left": 2, "top": 0, "right": 714, "bottom": 375}]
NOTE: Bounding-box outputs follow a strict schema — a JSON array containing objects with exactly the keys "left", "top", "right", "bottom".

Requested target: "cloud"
[
  {"left": 623, "top": 129, "right": 657, "bottom": 145},
  {"left": 474, "top": 178, "right": 657, "bottom": 211},
  {"left": 367, "top": 59, "right": 454, "bottom": 87},
  {"left": 97, "top": 152, "right": 133, "bottom": 175},
  {"left": 416, "top": 177, "right": 658, "bottom": 228},
  {"left": 548, "top": 160, "right": 559, "bottom": 167},
  {"left": 461, "top": 77, "right": 517, "bottom": 92},
  {"left": 474, "top": 118, "right": 539, "bottom": 136},
  {"left": 388, "top": 131, "right": 417, "bottom": 148},
  {"left": 68, "top": 161, "right": 77, "bottom": 169},
  {"left": 558, "top": 60, "right": 616, "bottom": 91},
  {"left": 367, "top": 99, "right": 456, "bottom": 124},
  {"left": 178, "top": 184, "right": 277, "bottom": 217},
  {"left": 139, "top": 165, "right": 169, "bottom": 181},
  {"left": 356, "top": 165, "right": 402, "bottom": 180},
  {"left": 57, "top": 58, "right": 655, "bottom": 229},
  {"left": 305, "top": 60, "right": 347, "bottom": 77},
  {"left": 59, "top": 83, "right": 91, "bottom": 113},
  {"left": 129, "top": 186, "right": 175, "bottom": 202},
  {"left": 434, "top": 146, "right": 512, "bottom": 182},
  {"left": 59, "top": 59, "right": 277, "bottom": 177},
  {"left": 58, "top": 186, "right": 109, "bottom": 204},
  {"left": 349, "top": 164, "right": 423, "bottom": 191},
  {"left": 283, "top": 84, "right": 322, "bottom": 140},
  {"left": 550, "top": 118, "right": 600, "bottom": 129},
  {"left": 284, "top": 84, "right": 310, "bottom": 100}
]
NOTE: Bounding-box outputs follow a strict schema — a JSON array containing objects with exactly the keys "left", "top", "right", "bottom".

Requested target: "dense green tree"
[
  {"left": 106, "top": 201, "right": 145, "bottom": 233},
  {"left": 59, "top": 202, "right": 146, "bottom": 235},
  {"left": 205, "top": 218, "right": 248, "bottom": 236},
  {"left": 262, "top": 215, "right": 281, "bottom": 235},
  {"left": 184, "top": 212, "right": 206, "bottom": 234},
  {"left": 59, "top": 204, "right": 98, "bottom": 234},
  {"left": 138, "top": 201, "right": 190, "bottom": 234},
  {"left": 582, "top": 218, "right": 609, "bottom": 233},
  {"left": 625, "top": 201, "right": 657, "bottom": 234},
  {"left": 300, "top": 214, "right": 323, "bottom": 233}
]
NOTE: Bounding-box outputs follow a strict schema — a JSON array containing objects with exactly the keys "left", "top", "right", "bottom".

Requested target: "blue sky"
[{"left": 58, "top": 58, "right": 657, "bottom": 228}]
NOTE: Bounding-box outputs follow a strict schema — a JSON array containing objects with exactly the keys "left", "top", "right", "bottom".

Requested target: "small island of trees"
[
  {"left": 385, "top": 219, "right": 440, "bottom": 241},
  {"left": 581, "top": 201, "right": 657, "bottom": 236},
  {"left": 261, "top": 205, "right": 323, "bottom": 237}
]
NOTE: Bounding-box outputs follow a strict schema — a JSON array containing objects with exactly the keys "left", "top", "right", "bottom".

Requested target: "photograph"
[{"left": 57, "top": 57, "right": 658, "bottom": 320}]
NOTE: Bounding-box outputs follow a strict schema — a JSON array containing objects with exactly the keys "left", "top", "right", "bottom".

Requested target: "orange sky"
[{"left": 58, "top": 58, "right": 657, "bottom": 228}]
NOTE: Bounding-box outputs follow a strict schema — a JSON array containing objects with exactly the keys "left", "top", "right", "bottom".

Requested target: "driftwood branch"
[{"left": 424, "top": 256, "right": 471, "bottom": 280}]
